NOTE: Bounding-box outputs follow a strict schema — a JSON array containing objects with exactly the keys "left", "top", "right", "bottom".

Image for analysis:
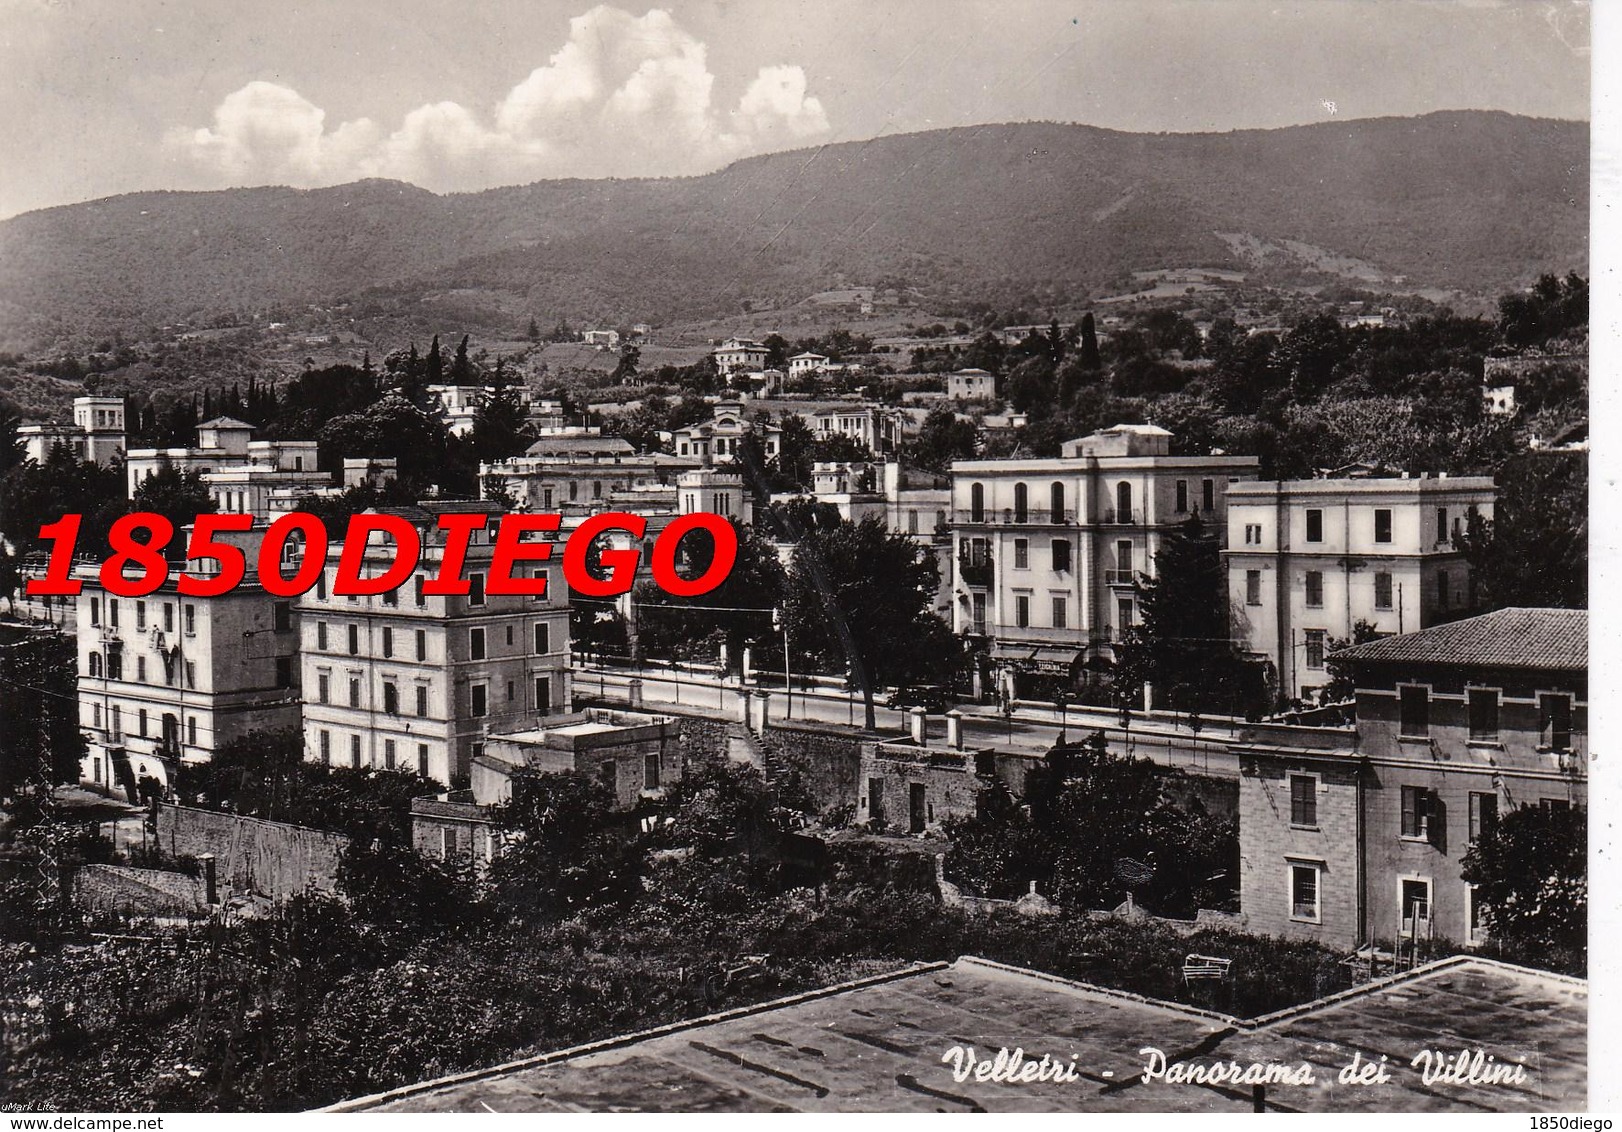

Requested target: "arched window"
[
  {"left": 1116, "top": 481, "right": 1133, "bottom": 523},
  {"left": 970, "top": 482, "right": 985, "bottom": 523},
  {"left": 1013, "top": 483, "right": 1028, "bottom": 523},
  {"left": 1050, "top": 482, "right": 1065, "bottom": 522},
  {"left": 88, "top": 652, "right": 102, "bottom": 677}
]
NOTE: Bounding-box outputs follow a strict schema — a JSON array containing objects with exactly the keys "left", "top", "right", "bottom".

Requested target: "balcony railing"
[
  {"left": 954, "top": 508, "right": 1076, "bottom": 526},
  {"left": 958, "top": 556, "right": 994, "bottom": 588},
  {"left": 1101, "top": 509, "right": 1140, "bottom": 525},
  {"left": 1104, "top": 569, "right": 1136, "bottom": 586}
]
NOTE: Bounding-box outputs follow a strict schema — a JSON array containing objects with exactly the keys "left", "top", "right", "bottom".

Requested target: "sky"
[{"left": 0, "top": 0, "right": 1591, "bottom": 219}]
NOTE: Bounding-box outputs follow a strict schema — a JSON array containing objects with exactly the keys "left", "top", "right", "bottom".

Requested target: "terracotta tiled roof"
[{"left": 1331, "top": 607, "right": 1587, "bottom": 672}]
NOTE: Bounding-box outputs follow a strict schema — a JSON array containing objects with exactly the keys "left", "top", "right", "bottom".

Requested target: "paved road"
[{"left": 575, "top": 666, "right": 1240, "bottom": 778}]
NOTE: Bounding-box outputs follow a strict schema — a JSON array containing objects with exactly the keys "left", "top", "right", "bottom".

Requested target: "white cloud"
[{"left": 163, "top": 5, "right": 830, "bottom": 192}]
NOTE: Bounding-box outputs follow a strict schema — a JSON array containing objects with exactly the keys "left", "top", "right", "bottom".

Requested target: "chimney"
[
  {"left": 200, "top": 853, "right": 217, "bottom": 906},
  {"left": 910, "top": 707, "right": 927, "bottom": 745},
  {"left": 945, "top": 709, "right": 964, "bottom": 750}
]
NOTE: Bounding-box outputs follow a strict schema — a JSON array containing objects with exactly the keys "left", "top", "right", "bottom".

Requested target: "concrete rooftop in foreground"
[{"left": 332, "top": 955, "right": 1585, "bottom": 1113}]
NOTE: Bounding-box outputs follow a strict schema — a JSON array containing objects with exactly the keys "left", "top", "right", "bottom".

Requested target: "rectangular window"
[
  {"left": 317, "top": 621, "right": 328, "bottom": 650},
  {"left": 414, "top": 576, "right": 426, "bottom": 607},
  {"left": 441, "top": 827, "right": 457, "bottom": 859},
  {"left": 1437, "top": 570, "right": 1450, "bottom": 610},
  {"left": 1437, "top": 507, "right": 1449, "bottom": 545},
  {"left": 534, "top": 622, "right": 550, "bottom": 654},
  {"left": 418, "top": 744, "right": 430, "bottom": 778},
  {"left": 1540, "top": 693, "right": 1573, "bottom": 752},
  {"left": 471, "top": 683, "right": 488, "bottom": 717},
  {"left": 383, "top": 740, "right": 396, "bottom": 770},
  {"left": 316, "top": 571, "right": 328, "bottom": 601},
  {"left": 1115, "top": 539, "right": 1132, "bottom": 577},
  {"left": 319, "top": 730, "right": 331, "bottom": 764},
  {"left": 136, "top": 601, "right": 147, "bottom": 630},
  {"left": 1290, "top": 863, "right": 1320, "bottom": 922},
  {"left": 1304, "top": 629, "right": 1326, "bottom": 669},
  {"left": 1175, "top": 480, "right": 1188, "bottom": 512},
  {"left": 470, "top": 627, "right": 486, "bottom": 660},
  {"left": 505, "top": 624, "right": 514, "bottom": 647},
  {"left": 184, "top": 604, "right": 195, "bottom": 634},
  {"left": 90, "top": 597, "right": 99, "bottom": 626},
  {"left": 468, "top": 572, "right": 486, "bottom": 606},
  {"left": 1202, "top": 479, "right": 1215, "bottom": 513},
  {"left": 1468, "top": 791, "right": 1498, "bottom": 845},
  {"left": 381, "top": 627, "right": 393, "bottom": 658},
  {"left": 1015, "top": 595, "right": 1030, "bottom": 629},
  {"left": 275, "top": 656, "right": 292, "bottom": 687},
  {"left": 1305, "top": 571, "right": 1324, "bottom": 608},
  {"left": 1117, "top": 598, "right": 1133, "bottom": 635},
  {"left": 382, "top": 587, "right": 397, "bottom": 608},
  {"left": 137, "top": 656, "right": 146, "bottom": 682},
  {"left": 1374, "top": 509, "right": 1393, "bottom": 543},
  {"left": 1305, "top": 509, "right": 1323, "bottom": 543},
  {"left": 138, "top": 708, "right": 147, "bottom": 737},
  {"left": 1290, "top": 774, "right": 1317, "bottom": 827},
  {"left": 1051, "top": 596, "right": 1067, "bottom": 629},
  {"left": 1468, "top": 688, "right": 1499, "bottom": 742},
  {"left": 1246, "top": 569, "right": 1262, "bottom": 606},
  {"left": 1051, "top": 539, "right": 1071, "bottom": 573},
  {"left": 416, "top": 685, "right": 429, "bottom": 717},
  {"left": 273, "top": 601, "right": 292, "bottom": 631},
  {"left": 1400, "top": 786, "right": 1431, "bottom": 839},
  {"left": 1374, "top": 572, "right": 1393, "bottom": 610},
  {"left": 348, "top": 678, "right": 361, "bottom": 708},
  {"left": 644, "top": 753, "right": 661, "bottom": 790},
  {"left": 1013, "top": 538, "right": 1029, "bottom": 569},
  {"left": 599, "top": 759, "right": 617, "bottom": 793},
  {"left": 416, "top": 629, "right": 427, "bottom": 661},
  {"left": 535, "top": 675, "right": 551, "bottom": 714},
  {"left": 383, "top": 682, "right": 399, "bottom": 715},
  {"left": 163, "top": 602, "right": 173, "bottom": 632},
  {"left": 347, "top": 624, "right": 359, "bottom": 655},
  {"left": 317, "top": 673, "right": 330, "bottom": 704},
  {"left": 109, "top": 599, "right": 119, "bottom": 628},
  {"left": 1399, "top": 686, "right": 1430, "bottom": 737}
]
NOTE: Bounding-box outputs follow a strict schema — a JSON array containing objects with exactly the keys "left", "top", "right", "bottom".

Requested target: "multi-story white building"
[
  {"left": 20, "top": 396, "right": 127, "bottom": 467},
  {"left": 427, "top": 383, "right": 538, "bottom": 438},
  {"left": 713, "top": 337, "right": 769, "bottom": 374},
  {"left": 807, "top": 405, "right": 899, "bottom": 455},
  {"left": 951, "top": 424, "right": 1260, "bottom": 699},
  {"left": 297, "top": 502, "right": 573, "bottom": 786},
  {"left": 1224, "top": 474, "right": 1496, "bottom": 704},
  {"left": 126, "top": 416, "right": 329, "bottom": 518},
  {"left": 671, "top": 401, "right": 782, "bottom": 466},
  {"left": 481, "top": 436, "right": 698, "bottom": 511},
  {"left": 76, "top": 527, "right": 301, "bottom": 796},
  {"left": 946, "top": 368, "right": 996, "bottom": 401},
  {"left": 788, "top": 352, "right": 829, "bottom": 379}
]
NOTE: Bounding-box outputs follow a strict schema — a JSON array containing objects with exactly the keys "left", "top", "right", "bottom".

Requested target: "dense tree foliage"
[
  {"left": 945, "top": 732, "right": 1237, "bottom": 917},
  {"left": 1462, "top": 802, "right": 1585, "bottom": 973},
  {"left": 1458, "top": 451, "right": 1587, "bottom": 611}
]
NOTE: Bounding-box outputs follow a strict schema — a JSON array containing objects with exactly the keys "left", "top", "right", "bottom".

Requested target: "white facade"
[
  {"left": 297, "top": 503, "right": 573, "bottom": 787},
  {"left": 788, "top": 352, "right": 829, "bottom": 378},
  {"left": 671, "top": 401, "right": 782, "bottom": 466},
  {"left": 946, "top": 368, "right": 996, "bottom": 400},
  {"left": 1224, "top": 475, "right": 1496, "bottom": 703},
  {"left": 713, "top": 337, "right": 769, "bottom": 374},
  {"left": 951, "top": 424, "right": 1260, "bottom": 696},
  {"left": 76, "top": 528, "right": 301, "bottom": 795},
  {"left": 807, "top": 406, "right": 898, "bottom": 455},
  {"left": 20, "top": 396, "right": 126, "bottom": 466}
]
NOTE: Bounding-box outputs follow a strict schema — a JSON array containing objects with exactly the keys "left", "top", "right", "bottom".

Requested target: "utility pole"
[{"left": 773, "top": 606, "right": 791, "bottom": 720}]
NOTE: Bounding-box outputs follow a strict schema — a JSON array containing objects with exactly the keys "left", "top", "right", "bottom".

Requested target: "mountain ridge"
[{"left": 0, "top": 111, "right": 1586, "bottom": 345}]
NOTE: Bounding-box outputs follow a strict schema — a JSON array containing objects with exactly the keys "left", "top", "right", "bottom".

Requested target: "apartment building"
[
  {"left": 1225, "top": 475, "right": 1496, "bottom": 704},
  {"left": 951, "top": 424, "right": 1259, "bottom": 699},
  {"left": 76, "top": 528, "right": 301, "bottom": 796},
  {"left": 1237, "top": 607, "right": 1586, "bottom": 951},
  {"left": 297, "top": 502, "right": 572, "bottom": 786}
]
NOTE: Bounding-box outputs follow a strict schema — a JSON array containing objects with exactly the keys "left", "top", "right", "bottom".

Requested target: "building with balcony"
[
  {"left": 1224, "top": 475, "right": 1496, "bottom": 704},
  {"left": 950, "top": 423, "right": 1259, "bottom": 699},
  {"left": 20, "top": 396, "right": 127, "bottom": 467},
  {"left": 671, "top": 401, "right": 782, "bottom": 466},
  {"left": 806, "top": 405, "right": 899, "bottom": 455},
  {"left": 1236, "top": 607, "right": 1586, "bottom": 952},
  {"left": 76, "top": 527, "right": 301, "bottom": 797},
  {"left": 297, "top": 502, "right": 573, "bottom": 786}
]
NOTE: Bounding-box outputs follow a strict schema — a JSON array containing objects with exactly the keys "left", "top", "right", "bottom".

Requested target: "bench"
[{"left": 1182, "top": 953, "right": 1233, "bottom": 982}]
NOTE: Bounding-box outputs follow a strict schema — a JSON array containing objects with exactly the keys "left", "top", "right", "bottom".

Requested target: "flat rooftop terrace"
[{"left": 333, "top": 954, "right": 1584, "bottom": 1113}]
